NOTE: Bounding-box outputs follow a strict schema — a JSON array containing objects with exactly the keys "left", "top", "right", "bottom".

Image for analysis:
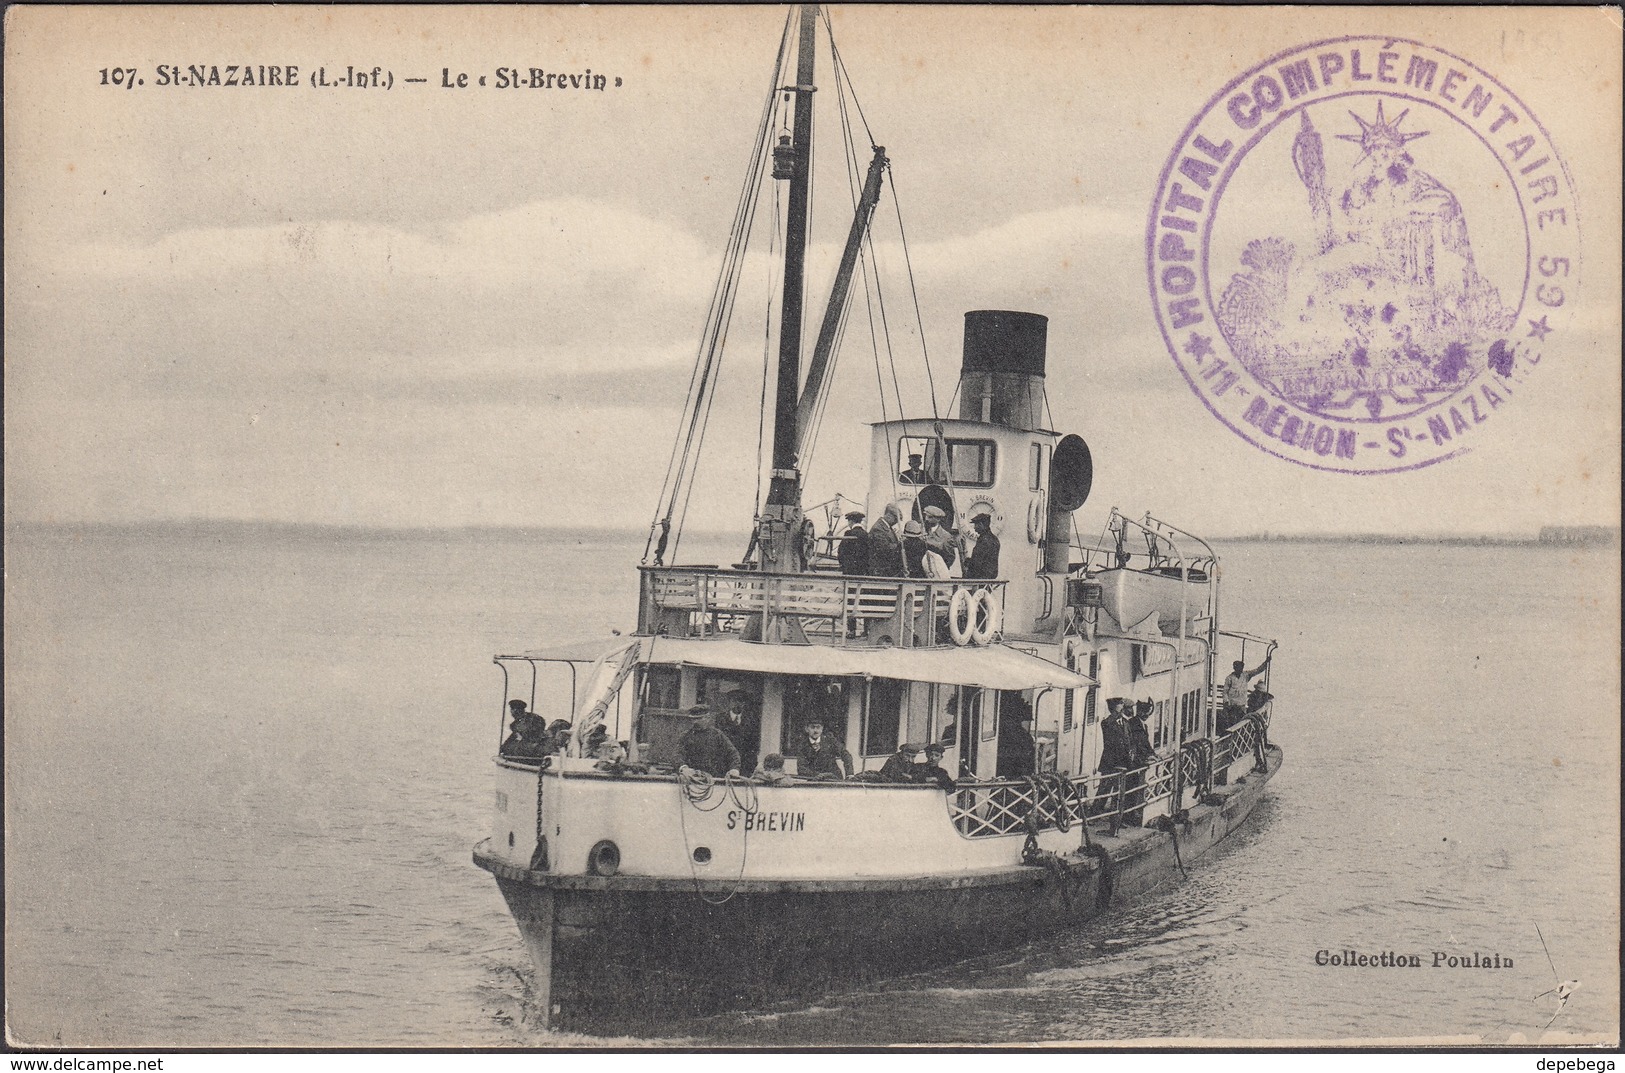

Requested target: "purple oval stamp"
[{"left": 1148, "top": 36, "right": 1581, "bottom": 474}]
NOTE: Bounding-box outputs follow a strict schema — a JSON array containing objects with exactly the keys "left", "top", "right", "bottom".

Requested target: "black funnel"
[{"left": 958, "top": 310, "right": 1047, "bottom": 429}]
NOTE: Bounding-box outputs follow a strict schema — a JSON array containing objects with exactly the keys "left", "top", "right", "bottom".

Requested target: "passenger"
[
  {"left": 901, "top": 520, "right": 928, "bottom": 578},
  {"left": 911, "top": 741, "right": 958, "bottom": 790},
  {"left": 878, "top": 742, "right": 922, "bottom": 782},
  {"left": 1247, "top": 682, "right": 1273, "bottom": 770},
  {"left": 995, "top": 694, "right": 1037, "bottom": 778},
  {"left": 717, "top": 690, "right": 760, "bottom": 774},
  {"left": 1115, "top": 700, "right": 1154, "bottom": 826},
  {"left": 837, "top": 511, "right": 871, "bottom": 576},
  {"left": 500, "top": 700, "right": 550, "bottom": 759},
  {"left": 677, "top": 704, "right": 741, "bottom": 778},
  {"left": 583, "top": 724, "right": 609, "bottom": 755},
  {"left": 962, "top": 512, "right": 1001, "bottom": 579},
  {"left": 899, "top": 452, "right": 930, "bottom": 485},
  {"left": 1223, "top": 655, "right": 1271, "bottom": 728},
  {"left": 750, "top": 753, "right": 796, "bottom": 786},
  {"left": 793, "top": 717, "right": 853, "bottom": 780},
  {"left": 921, "top": 506, "right": 958, "bottom": 576},
  {"left": 1098, "top": 699, "right": 1137, "bottom": 773},
  {"left": 868, "top": 503, "right": 906, "bottom": 578},
  {"left": 546, "top": 719, "right": 574, "bottom": 755},
  {"left": 1130, "top": 700, "right": 1155, "bottom": 764}
]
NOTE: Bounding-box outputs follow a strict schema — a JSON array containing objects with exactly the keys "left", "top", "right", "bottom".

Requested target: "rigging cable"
[
  {"left": 754, "top": 173, "right": 783, "bottom": 521},
  {"left": 799, "top": 61, "right": 873, "bottom": 481},
  {"left": 826, "top": 12, "right": 940, "bottom": 423},
  {"left": 886, "top": 167, "right": 942, "bottom": 420},
  {"left": 668, "top": 49, "right": 788, "bottom": 562},
  {"left": 644, "top": 9, "right": 793, "bottom": 564}
]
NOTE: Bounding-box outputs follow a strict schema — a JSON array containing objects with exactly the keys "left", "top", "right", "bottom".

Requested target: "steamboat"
[{"left": 473, "top": 6, "right": 1280, "bottom": 1031}]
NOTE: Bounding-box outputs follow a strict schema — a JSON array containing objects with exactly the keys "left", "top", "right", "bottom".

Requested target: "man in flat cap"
[
  {"left": 921, "top": 505, "right": 958, "bottom": 577},
  {"left": 677, "top": 704, "right": 740, "bottom": 778},
  {"left": 879, "top": 741, "right": 922, "bottom": 782},
  {"left": 962, "top": 512, "right": 1000, "bottom": 580}
]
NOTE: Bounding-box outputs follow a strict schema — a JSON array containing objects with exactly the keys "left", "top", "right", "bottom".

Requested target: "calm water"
[{"left": 4, "top": 524, "right": 1617, "bottom": 1047}]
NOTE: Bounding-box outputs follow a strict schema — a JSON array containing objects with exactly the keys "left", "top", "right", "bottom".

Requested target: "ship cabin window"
[
  {"left": 948, "top": 686, "right": 987, "bottom": 775},
  {"left": 1181, "top": 689, "right": 1201, "bottom": 738},
  {"left": 1028, "top": 443, "right": 1048, "bottom": 492},
  {"left": 897, "top": 436, "right": 996, "bottom": 488},
  {"left": 780, "top": 675, "right": 851, "bottom": 751},
  {"left": 861, "top": 678, "right": 907, "bottom": 757},
  {"left": 1085, "top": 653, "right": 1100, "bottom": 724},
  {"left": 642, "top": 665, "right": 681, "bottom": 711}
]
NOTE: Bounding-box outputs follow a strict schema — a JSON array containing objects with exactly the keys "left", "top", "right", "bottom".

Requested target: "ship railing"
[
  {"left": 947, "top": 722, "right": 1266, "bottom": 838},
  {"left": 1213, "top": 711, "right": 1269, "bottom": 771},
  {"left": 1077, "top": 509, "right": 1218, "bottom": 580},
  {"left": 946, "top": 756, "right": 1178, "bottom": 838},
  {"left": 639, "top": 566, "right": 1006, "bottom": 647}
]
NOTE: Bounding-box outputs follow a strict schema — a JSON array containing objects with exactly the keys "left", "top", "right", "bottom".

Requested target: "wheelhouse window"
[
  {"left": 896, "top": 436, "right": 996, "bottom": 488},
  {"left": 1028, "top": 442, "right": 1048, "bottom": 492}
]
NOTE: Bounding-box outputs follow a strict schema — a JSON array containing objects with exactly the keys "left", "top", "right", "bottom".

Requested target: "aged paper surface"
[{"left": 5, "top": 4, "right": 1619, "bottom": 1050}]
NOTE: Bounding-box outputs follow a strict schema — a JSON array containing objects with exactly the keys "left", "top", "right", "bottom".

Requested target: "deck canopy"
[{"left": 635, "top": 636, "right": 1094, "bottom": 691}]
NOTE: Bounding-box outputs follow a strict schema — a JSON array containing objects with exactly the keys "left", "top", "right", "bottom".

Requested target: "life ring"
[
  {"left": 965, "top": 494, "right": 1002, "bottom": 536},
  {"left": 948, "top": 587, "right": 976, "bottom": 645},
  {"left": 1027, "top": 492, "right": 1046, "bottom": 544},
  {"left": 971, "top": 587, "right": 1001, "bottom": 645}
]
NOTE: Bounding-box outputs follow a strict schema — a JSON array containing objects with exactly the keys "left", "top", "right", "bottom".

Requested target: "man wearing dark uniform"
[
  {"left": 1095, "top": 698, "right": 1134, "bottom": 818},
  {"left": 995, "top": 693, "right": 1037, "bottom": 778},
  {"left": 962, "top": 513, "right": 1001, "bottom": 579},
  {"left": 837, "top": 511, "right": 871, "bottom": 576},
  {"left": 899, "top": 453, "right": 929, "bottom": 484}
]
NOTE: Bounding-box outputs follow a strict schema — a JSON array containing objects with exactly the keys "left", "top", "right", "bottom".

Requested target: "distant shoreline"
[
  {"left": 1219, "top": 529, "right": 1619, "bottom": 549},
  {"left": 6, "top": 518, "right": 1617, "bottom": 549}
]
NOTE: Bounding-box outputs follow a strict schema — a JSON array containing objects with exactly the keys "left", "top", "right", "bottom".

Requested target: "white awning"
[{"left": 638, "top": 636, "right": 1094, "bottom": 691}]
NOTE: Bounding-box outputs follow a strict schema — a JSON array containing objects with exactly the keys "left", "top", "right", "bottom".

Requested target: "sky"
[{"left": 5, "top": 6, "right": 1620, "bottom": 538}]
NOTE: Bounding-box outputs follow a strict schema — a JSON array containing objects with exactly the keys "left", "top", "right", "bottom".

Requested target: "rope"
[
  {"left": 644, "top": 12, "right": 792, "bottom": 564},
  {"left": 676, "top": 769, "right": 759, "bottom": 906},
  {"left": 887, "top": 167, "right": 940, "bottom": 419},
  {"left": 753, "top": 181, "right": 781, "bottom": 518},
  {"left": 800, "top": 40, "right": 879, "bottom": 483}
]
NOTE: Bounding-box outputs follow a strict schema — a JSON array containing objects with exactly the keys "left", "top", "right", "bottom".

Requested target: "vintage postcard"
[{"left": 5, "top": 4, "right": 1619, "bottom": 1051}]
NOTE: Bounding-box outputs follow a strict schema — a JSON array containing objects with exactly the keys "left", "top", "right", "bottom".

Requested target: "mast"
[
  {"left": 796, "top": 144, "right": 887, "bottom": 454},
  {"left": 759, "top": 3, "right": 819, "bottom": 572}
]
